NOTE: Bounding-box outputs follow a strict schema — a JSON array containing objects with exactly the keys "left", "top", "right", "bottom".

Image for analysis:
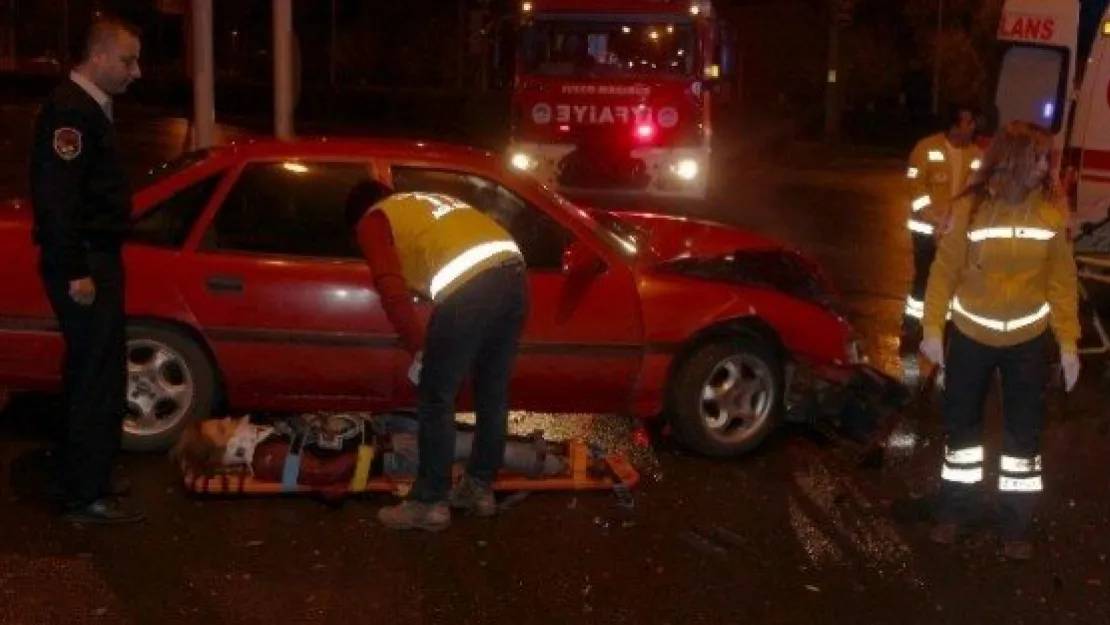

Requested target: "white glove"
[
  {"left": 1061, "top": 351, "right": 1080, "bottom": 393},
  {"left": 919, "top": 337, "right": 944, "bottom": 366},
  {"left": 407, "top": 352, "right": 423, "bottom": 386}
]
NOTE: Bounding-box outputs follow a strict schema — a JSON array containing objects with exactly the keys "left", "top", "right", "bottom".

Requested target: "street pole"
[
  {"left": 190, "top": 0, "right": 215, "bottom": 149},
  {"left": 823, "top": 0, "right": 841, "bottom": 143},
  {"left": 457, "top": 0, "right": 465, "bottom": 89},
  {"left": 62, "top": 0, "right": 69, "bottom": 66},
  {"left": 932, "top": 0, "right": 943, "bottom": 116},
  {"left": 329, "top": 0, "right": 336, "bottom": 87},
  {"left": 273, "top": 0, "right": 294, "bottom": 139}
]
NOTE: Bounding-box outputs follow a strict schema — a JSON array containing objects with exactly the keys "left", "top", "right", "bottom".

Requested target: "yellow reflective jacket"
[
  {"left": 906, "top": 133, "right": 983, "bottom": 236},
  {"left": 373, "top": 192, "right": 522, "bottom": 302},
  {"left": 922, "top": 189, "right": 1080, "bottom": 353}
]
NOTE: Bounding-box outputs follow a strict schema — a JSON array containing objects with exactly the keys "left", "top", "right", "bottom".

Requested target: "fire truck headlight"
[
  {"left": 670, "top": 159, "right": 699, "bottom": 181},
  {"left": 510, "top": 152, "right": 538, "bottom": 172}
]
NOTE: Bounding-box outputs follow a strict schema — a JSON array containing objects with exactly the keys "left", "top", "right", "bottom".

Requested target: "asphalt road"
[{"left": 1, "top": 100, "right": 1109, "bottom": 625}]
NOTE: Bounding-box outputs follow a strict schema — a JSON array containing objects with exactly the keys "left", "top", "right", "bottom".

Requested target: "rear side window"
[{"left": 128, "top": 172, "right": 225, "bottom": 248}]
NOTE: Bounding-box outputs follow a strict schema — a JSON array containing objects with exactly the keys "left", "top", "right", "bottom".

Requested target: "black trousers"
[
  {"left": 902, "top": 232, "right": 937, "bottom": 333},
  {"left": 937, "top": 327, "right": 1050, "bottom": 540},
  {"left": 39, "top": 249, "right": 127, "bottom": 508}
]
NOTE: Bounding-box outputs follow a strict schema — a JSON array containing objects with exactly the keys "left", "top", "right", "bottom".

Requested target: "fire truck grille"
[{"left": 557, "top": 148, "right": 651, "bottom": 191}]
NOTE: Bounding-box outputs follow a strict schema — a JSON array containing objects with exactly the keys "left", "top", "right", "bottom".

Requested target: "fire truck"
[{"left": 506, "top": 0, "right": 734, "bottom": 200}]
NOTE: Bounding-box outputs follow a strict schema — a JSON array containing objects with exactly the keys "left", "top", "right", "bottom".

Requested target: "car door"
[
  {"left": 179, "top": 158, "right": 402, "bottom": 411},
  {"left": 386, "top": 164, "right": 645, "bottom": 414}
]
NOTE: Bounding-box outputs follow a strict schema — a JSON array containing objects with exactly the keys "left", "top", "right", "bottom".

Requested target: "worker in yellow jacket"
[
  {"left": 901, "top": 106, "right": 984, "bottom": 377},
  {"left": 919, "top": 121, "right": 1080, "bottom": 561}
]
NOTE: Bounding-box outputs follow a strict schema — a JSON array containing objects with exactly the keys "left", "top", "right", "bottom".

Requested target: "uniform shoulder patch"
[{"left": 53, "top": 127, "right": 82, "bottom": 161}]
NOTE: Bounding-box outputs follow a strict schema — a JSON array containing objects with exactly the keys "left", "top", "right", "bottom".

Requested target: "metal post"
[
  {"left": 329, "top": 0, "right": 336, "bottom": 87},
  {"left": 61, "top": 0, "right": 69, "bottom": 66},
  {"left": 823, "top": 2, "right": 840, "bottom": 143},
  {"left": 273, "top": 0, "right": 294, "bottom": 139},
  {"left": 932, "top": 0, "right": 943, "bottom": 116},
  {"left": 191, "top": 0, "right": 216, "bottom": 149}
]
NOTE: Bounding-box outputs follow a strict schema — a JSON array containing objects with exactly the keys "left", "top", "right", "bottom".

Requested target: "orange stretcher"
[{"left": 182, "top": 438, "right": 640, "bottom": 500}]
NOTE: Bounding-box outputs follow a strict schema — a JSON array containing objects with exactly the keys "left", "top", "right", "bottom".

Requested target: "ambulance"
[
  {"left": 994, "top": 0, "right": 1110, "bottom": 354},
  {"left": 994, "top": 0, "right": 1108, "bottom": 236},
  {"left": 506, "top": 0, "right": 734, "bottom": 200}
]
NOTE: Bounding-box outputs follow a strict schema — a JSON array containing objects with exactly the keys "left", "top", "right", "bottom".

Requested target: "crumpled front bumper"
[{"left": 784, "top": 360, "right": 913, "bottom": 448}]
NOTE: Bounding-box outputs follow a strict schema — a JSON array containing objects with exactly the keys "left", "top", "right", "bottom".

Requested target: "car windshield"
[
  {"left": 520, "top": 16, "right": 696, "bottom": 79},
  {"left": 524, "top": 177, "right": 650, "bottom": 259},
  {"left": 139, "top": 149, "right": 211, "bottom": 190}
]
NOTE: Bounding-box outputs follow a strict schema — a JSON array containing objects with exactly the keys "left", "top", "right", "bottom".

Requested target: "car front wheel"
[
  {"left": 669, "top": 336, "right": 785, "bottom": 457},
  {"left": 123, "top": 323, "right": 216, "bottom": 453}
]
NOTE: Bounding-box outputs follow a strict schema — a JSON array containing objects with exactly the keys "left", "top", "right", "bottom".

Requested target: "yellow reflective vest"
[
  {"left": 906, "top": 133, "right": 983, "bottom": 237},
  {"left": 372, "top": 192, "right": 522, "bottom": 302},
  {"left": 922, "top": 189, "right": 1080, "bottom": 353}
]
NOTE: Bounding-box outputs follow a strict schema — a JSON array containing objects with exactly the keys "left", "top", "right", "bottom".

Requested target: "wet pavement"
[{"left": 2, "top": 100, "right": 1110, "bottom": 624}]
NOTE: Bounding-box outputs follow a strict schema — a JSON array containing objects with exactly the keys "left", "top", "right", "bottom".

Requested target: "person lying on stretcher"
[{"left": 171, "top": 413, "right": 572, "bottom": 491}]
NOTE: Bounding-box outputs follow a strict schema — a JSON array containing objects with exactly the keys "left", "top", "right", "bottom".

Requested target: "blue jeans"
[{"left": 408, "top": 261, "right": 529, "bottom": 503}]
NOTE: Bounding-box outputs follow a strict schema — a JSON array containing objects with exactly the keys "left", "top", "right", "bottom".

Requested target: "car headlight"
[
  {"left": 669, "top": 158, "right": 699, "bottom": 181},
  {"left": 510, "top": 152, "right": 538, "bottom": 172}
]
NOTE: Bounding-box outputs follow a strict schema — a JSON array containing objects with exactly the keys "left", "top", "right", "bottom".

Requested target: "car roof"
[{"left": 207, "top": 136, "right": 501, "bottom": 169}]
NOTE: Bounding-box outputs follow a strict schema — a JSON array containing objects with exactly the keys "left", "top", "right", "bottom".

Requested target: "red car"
[{"left": 0, "top": 138, "right": 872, "bottom": 457}]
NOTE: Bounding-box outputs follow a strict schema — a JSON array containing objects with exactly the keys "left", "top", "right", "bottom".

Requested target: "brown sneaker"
[
  {"left": 1003, "top": 540, "right": 1033, "bottom": 561},
  {"left": 377, "top": 500, "right": 451, "bottom": 532},
  {"left": 449, "top": 475, "right": 497, "bottom": 517},
  {"left": 929, "top": 522, "right": 959, "bottom": 545}
]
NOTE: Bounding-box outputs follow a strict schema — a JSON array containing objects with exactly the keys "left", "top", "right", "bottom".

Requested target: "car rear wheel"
[
  {"left": 669, "top": 336, "right": 784, "bottom": 457},
  {"left": 123, "top": 324, "right": 216, "bottom": 453}
]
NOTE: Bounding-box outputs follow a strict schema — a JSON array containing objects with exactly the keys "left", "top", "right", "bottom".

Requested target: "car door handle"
[{"left": 205, "top": 275, "right": 243, "bottom": 294}]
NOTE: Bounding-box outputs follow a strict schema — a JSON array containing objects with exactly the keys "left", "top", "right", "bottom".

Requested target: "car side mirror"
[{"left": 562, "top": 240, "right": 604, "bottom": 278}]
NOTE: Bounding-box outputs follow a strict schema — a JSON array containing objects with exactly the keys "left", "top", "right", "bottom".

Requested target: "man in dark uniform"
[{"left": 30, "top": 16, "right": 144, "bottom": 524}]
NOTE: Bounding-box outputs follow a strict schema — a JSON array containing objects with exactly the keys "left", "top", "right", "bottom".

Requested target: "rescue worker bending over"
[
  {"left": 919, "top": 121, "right": 1080, "bottom": 561},
  {"left": 901, "top": 106, "right": 983, "bottom": 367},
  {"left": 346, "top": 182, "right": 529, "bottom": 532}
]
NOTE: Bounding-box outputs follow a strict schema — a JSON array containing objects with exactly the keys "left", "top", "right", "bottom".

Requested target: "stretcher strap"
[
  {"left": 349, "top": 426, "right": 375, "bottom": 492},
  {"left": 281, "top": 435, "right": 305, "bottom": 492}
]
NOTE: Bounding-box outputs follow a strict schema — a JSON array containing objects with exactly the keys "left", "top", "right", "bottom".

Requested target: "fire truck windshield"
[{"left": 521, "top": 17, "right": 696, "bottom": 79}]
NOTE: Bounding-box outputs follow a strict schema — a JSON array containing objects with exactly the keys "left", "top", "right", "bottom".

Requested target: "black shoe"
[
  {"left": 48, "top": 476, "right": 132, "bottom": 501},
  {"left": 62, "top": 497, "right": 146, "bottom": 525},
  {"left": 107, "top": 476, "right": 132, "bottom": 497}
]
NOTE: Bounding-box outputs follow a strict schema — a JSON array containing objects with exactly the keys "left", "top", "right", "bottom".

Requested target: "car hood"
[
  {"left": 604, "top": 211, "right": 845, "bottom": 314},
  {"left": 608, "top": 210, "right": 782, "bottom": 260}
]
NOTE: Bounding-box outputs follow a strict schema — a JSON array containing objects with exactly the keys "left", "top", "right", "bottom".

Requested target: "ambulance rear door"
[{"left": 993, "top": 0, "right": 1079, "bottom": 154}]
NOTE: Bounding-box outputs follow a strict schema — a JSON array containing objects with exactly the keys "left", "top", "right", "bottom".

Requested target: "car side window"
[
  {"left": 128, "top": 171, "right": 224, "bottom": 248},
  {"left": 390, "top": 166, "right": 572, "bottom": 270},
  {"left": 202, "top": 161, "right": 372, "bottom": 259}
]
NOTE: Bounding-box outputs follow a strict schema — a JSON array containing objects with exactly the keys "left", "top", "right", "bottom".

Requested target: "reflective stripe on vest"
[
  {"left": 907, "top": 167, "right": 920, "bottom": 179},
  {"left": 373, "top": 194, "right": 520, "bottom": 301},
  {"left": 928, "top": 150, "right": 945, "bottom": 162},
  {"left": 904, "top": 295, "right": 924, "bottom": 319},
  {"left": 911, "top": 195, "right": 931, "bottom": 212},
  {"left": 429, "top": 240, "right": 521, "bottom": 300},
  {"left": 951, "top": 298, "right": 1050, "bottom": 332},
  {"left": 907, "top": 219, "right": 934, "bottom": 235},
  {"left": 970, "top": 158, "right": 982, "bottom": 171},
  {"left": 967, "top": 226, "right": 1055, "bottom": 242}
]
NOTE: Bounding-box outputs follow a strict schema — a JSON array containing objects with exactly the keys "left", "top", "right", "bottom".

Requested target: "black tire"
[
  {"left": 668, "top": 335, "right": 785, "bottom": 457},
  {"left": 122, "top": 323, "right": 216, "bottom": 453}
]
